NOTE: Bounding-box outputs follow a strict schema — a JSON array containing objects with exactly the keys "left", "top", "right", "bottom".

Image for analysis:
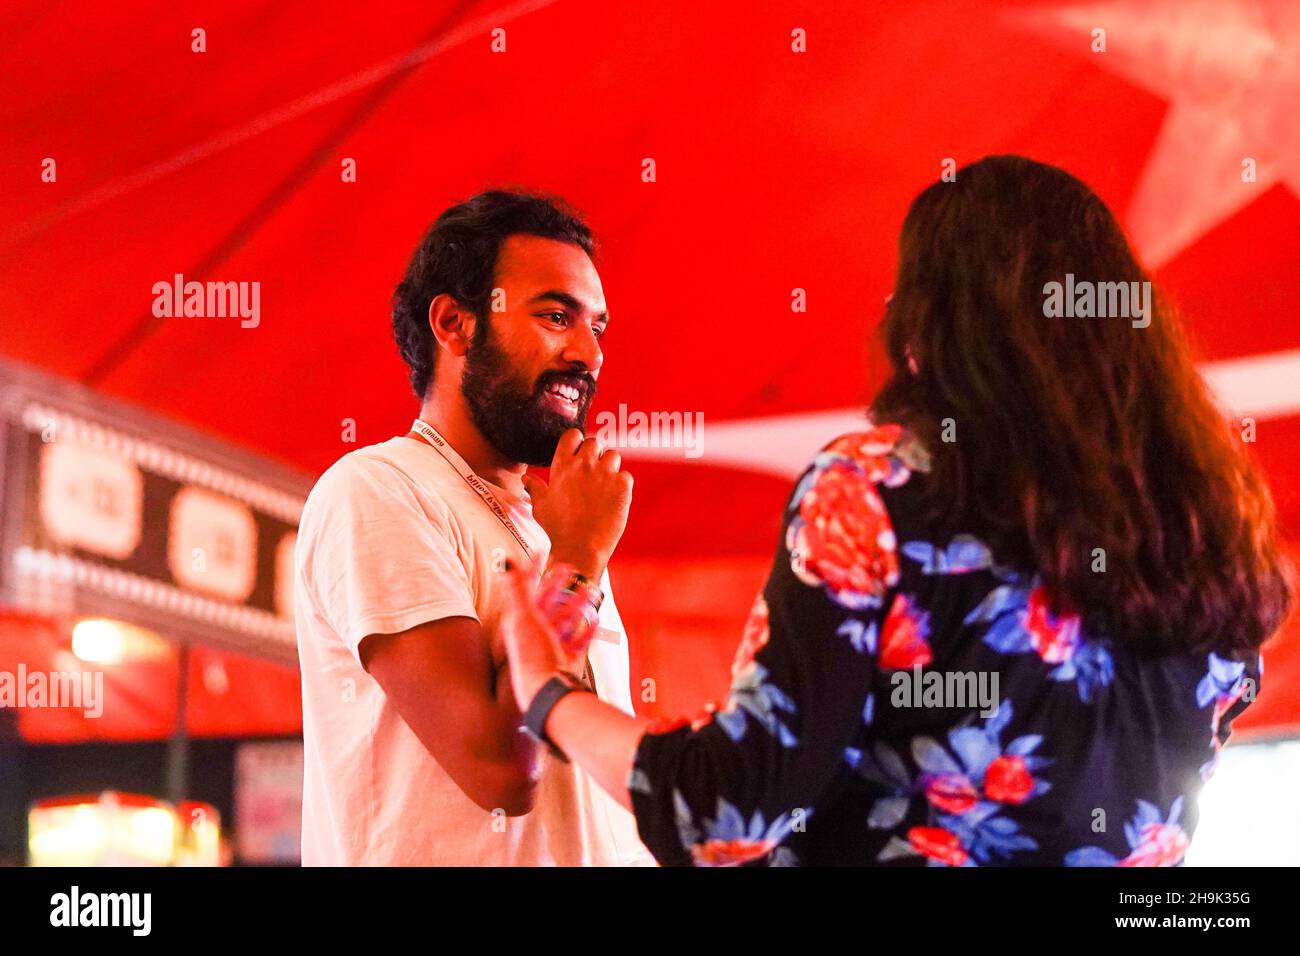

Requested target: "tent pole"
[{"left": 165, "top": 641, "right": 190, "bottom": 804}]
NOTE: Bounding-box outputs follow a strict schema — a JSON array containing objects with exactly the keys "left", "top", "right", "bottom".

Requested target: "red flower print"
[
  {"left": 879, "top": 593, "right": 933, "bottom": 669},
  {"left": 690, "top": 838, "right": 778, "bottom": 867},
  {"left": 924, "top": 773, "right": 979, "bottom": 814},
  {"left": 1021, "top": 586, "right": 1081, "bottom": 664},
  {"left": 731, "top": 594, "right": 771, "bottom": 679},
  {"left": 984, "top": 755, "right": 1034, "bottom": 804},
  {"left": 1117, "top": 823, "right": 1191, "bottom": 867},
  {"left": 825, "top": 424, "right": 904, "bottom": 483},
  {"left": 907, "top": 826, "right": 969, "bottom": 866},
  {"left": 791, "top": 461, "right": 899, "bottom": 602}
]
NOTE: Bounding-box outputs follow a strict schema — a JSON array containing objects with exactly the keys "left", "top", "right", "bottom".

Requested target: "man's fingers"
[
  {"left": 553, "top": 429, "right": 584, "bottom": 465},
  {"left": 598, "top": 448, "right": 622, "bottom": 472},
  {"left": 521, "top": 472, "right": 547, "bottom": 501}
]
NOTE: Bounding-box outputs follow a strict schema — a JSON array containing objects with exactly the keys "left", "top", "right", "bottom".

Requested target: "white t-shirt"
[{"left": 295, "top": 434, "right": 652, "bottom": 866}]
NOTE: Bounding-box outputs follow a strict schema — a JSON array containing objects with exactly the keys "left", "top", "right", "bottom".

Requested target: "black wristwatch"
[{"left": 521, "top": 673, "right": 589, "bottom": 761}]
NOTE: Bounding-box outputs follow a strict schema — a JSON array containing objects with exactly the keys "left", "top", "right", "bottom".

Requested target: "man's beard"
[{"left": 460, "top": 325, "right": 597, "bottom": 467}]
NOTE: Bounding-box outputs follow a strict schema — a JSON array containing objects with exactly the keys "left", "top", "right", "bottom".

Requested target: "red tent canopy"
[{"left": 2, "top": 0, "right": 1297, "bottom": 740}]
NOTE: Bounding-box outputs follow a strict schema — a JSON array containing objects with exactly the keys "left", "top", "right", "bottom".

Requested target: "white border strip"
[
  {"left": 1201, "top": 348, "right": 1300, "bottom": 421},
  {"left": 618, "top": 350, "right": 1300, "bottom": 479}
]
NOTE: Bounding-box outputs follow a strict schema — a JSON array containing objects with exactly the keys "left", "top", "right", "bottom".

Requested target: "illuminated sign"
[
  {"left": 39, "top": 440, "right": 143, "bottom": 559},
  {"left": 0, "top": 358, "right": 309, "bottom": 664}
]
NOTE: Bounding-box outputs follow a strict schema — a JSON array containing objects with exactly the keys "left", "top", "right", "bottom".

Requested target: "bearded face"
[{"left": 460, "top": 316, "right": 597, "bottom": 466}]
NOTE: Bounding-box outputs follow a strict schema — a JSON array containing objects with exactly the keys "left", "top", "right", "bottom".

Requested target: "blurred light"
[
  {"left": 70, "top": 617, "right": 174, "bottom": 664},
  {"left": 176, "top": 801, "right": 223, "bottom": 867},
  {"left": 1187, "top": 738, "right": 1300, "bottom": 866},
  {"left": 202, "top": 659, "right": 229, "bottom": 695},
  {"left": 71, "top": 618, "right": 125, "bottom": 664},
  {"left": 27, "top": 804, "right": 106, "bottom": 864},
  {"left": 131, "top": 807, "right": 177, "bottom": 852},
  {"left": 28, "top": 793, "right": 176, "bottom": 866}
]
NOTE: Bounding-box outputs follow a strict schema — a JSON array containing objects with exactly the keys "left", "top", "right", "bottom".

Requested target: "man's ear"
[{"left": 428, "top": 293, "right": 476, "bottom": 358}]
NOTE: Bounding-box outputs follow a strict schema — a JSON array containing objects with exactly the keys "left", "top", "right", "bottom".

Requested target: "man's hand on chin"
[{"left": 523, "top": 428, "right": 633, "bottom": 582}]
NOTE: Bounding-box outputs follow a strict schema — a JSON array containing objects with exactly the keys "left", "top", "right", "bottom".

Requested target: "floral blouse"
[{"left": 627, "top": 424, "right": 1261, "bottom": 866}]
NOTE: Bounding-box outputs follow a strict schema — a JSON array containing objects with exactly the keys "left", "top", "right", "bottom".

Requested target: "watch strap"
[{"left": 522, "top": 673, "right": 587, "bottom": 759}]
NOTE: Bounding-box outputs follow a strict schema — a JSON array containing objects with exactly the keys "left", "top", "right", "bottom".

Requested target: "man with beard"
[{"left": 294, "top": 192, "right": 651, "bottom": 865}]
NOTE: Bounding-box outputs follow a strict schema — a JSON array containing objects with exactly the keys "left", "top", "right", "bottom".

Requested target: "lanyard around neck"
[
  {"left": 408, "top": 420, "right": 598, "bottom": 692},
  {"left": 408, "top": 419, "right": 535, "bottom": 560}
]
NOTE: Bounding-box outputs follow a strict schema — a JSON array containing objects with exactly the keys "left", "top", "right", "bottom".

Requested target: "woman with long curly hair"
[{"left": 499, "top": 155, "right": 1292, "bottom": 866}]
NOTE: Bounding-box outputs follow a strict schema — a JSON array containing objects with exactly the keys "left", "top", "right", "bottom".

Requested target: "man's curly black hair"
[{"left": 391, "top": 190, "right": 596, "bottom": 398}]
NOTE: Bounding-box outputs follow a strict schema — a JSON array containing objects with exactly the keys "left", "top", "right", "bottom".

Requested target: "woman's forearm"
[{"left": 544, "top": 691, "right": 650, "bottom": 812}]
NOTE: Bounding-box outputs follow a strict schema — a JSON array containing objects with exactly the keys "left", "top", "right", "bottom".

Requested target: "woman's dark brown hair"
[{"left": 872, "top": 154, "right": 1291, "bottom": 656}]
